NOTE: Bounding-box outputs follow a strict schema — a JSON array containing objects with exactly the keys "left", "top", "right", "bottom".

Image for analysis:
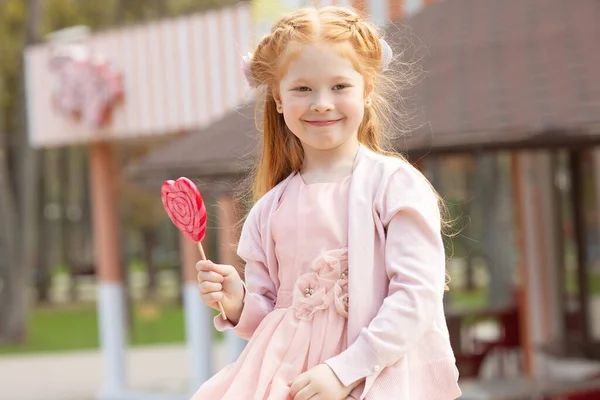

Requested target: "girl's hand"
[
  {"left": 196, "top": 260, "right": 244, "bottom": 324},
  {"left": 288, "top": 364, "right": 355, "bottom": 400}
]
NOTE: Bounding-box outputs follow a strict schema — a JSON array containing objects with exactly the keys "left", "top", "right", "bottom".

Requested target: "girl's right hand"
[{"left": 196, "top": 260, "right": 245, "bottom": 323}]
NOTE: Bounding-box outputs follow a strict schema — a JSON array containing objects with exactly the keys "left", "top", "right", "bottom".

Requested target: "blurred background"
[{"left": 1, "top": 0, "right": 600, "bottom": 399}]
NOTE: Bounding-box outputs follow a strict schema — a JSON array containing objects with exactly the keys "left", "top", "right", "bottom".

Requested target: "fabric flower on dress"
[
  {"left": 333, "top": 278, "right": 349, "bottom": 318},
  {"left": 293, "top": 272, "right": 331, "bottom": 321},
  {"left": 310, "top": 248, "right": 348, "bottom": 282},
  {"left": 293, "top": 248, "right": 350, "bottom": 321}
]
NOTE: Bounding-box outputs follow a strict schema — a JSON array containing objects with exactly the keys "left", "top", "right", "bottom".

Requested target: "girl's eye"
[
  {"left": 295, "top": 86, "right": 311, "bottom": 92},
  {"left": 333, "top": 84, "right": 348, "bottom": 90}
]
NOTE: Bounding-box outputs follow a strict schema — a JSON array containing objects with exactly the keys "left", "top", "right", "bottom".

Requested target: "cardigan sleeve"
[
  {"left": 213, "top": 202, "right": 277, "bottom": 340},
  {"left": 325, "top": 166, "right": 446, "bottom": 386}
]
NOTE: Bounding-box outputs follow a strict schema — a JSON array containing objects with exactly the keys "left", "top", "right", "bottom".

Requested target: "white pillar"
[
  {"left": 180, "top": 233, "right": 214, "bottom": 393},
  {"left": 183, "top": 282, "right": 214, "bottom": 390},
  {"left": 97, "top": 283, "right": 127, "bottom": 399},
  {"left": 216, "top": 192, "right": 247, "bottom": 361}
]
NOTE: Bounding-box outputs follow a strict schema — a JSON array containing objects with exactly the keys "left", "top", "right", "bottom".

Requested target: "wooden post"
[
  {"left": 512, "top": 152, "right": 536, "bottom": 376},
  {"left": 89, "top": 142, "right": 126, "bottom": 398},
  {"left": 512, "top": 151, "right": 564, "bottom": 378}
]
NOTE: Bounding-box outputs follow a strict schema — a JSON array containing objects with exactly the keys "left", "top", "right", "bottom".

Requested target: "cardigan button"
[{"left": 373, "top": 365, "right": 380, "bottom": 372}]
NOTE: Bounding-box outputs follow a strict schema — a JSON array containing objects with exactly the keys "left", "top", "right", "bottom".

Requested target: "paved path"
[
  {"left": 0, "top": 344, "right": 227, "bottom": 400},
  {"left": 5, "top": 342, "right": 600, "bottom": 400}
]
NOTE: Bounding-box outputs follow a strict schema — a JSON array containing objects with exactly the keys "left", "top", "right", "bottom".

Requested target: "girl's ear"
[
  {"left": 364, "top": 82, "right": 374, "bottom": 103},
  {"left": 272, "top": 88, "right": 284, "bottom": 114}
]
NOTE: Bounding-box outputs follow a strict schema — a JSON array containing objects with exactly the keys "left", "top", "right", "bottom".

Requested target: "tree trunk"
[
  {"left": 35, "top": 149, "right": 58, "bottom": 304},
  {"left": 464, "top": 160, "right": 477, "bottom": 291},
  {"left": 0, "top": 79, "right": 26, "bottom": 341},
  {"left": 62, "top": 147, "right": 86, "bottom": 302},
  {"left": 143, "top": 229, "right": 158, "bottom": 300},
  {"left": 0, "top": 0, "right": 42, "bottom": 344},
  {"left": 477, "top": 153, "right": 514, "bottom": 308},
  {"left": 174, "top": 226, "right": 184, "bottom": 306},
  {"left": 35, "top": 162, "right": 51, "bottom": 303}
]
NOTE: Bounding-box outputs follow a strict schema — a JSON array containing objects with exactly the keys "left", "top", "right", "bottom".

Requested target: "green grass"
[
  {"left": 0, "top": 302, "right": 187, "bottom": 356},
  {"left": 451, "top": 287, "right": 487, "bottom": 309}
]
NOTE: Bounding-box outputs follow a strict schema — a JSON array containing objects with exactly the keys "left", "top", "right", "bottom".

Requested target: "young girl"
[{"left": 193, "top": 6, "right": 461, "bottom": 400}]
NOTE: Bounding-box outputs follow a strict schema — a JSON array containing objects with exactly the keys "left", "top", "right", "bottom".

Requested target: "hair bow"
[
  {"left": 379, "top": 38, "right": 392, "bottom": 71},
  {"left": 241, "top": 52, "right": 255, "bottom": 87}
]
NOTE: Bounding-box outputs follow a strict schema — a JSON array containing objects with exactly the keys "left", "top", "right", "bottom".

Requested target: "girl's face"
[{"left": 275, "top": 42, "right": 370, "bottom": 155}]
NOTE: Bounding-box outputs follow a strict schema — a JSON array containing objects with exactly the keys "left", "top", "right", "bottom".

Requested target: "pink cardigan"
[{"left": 215, "top": 145, "right": 462, "bottom": 399}]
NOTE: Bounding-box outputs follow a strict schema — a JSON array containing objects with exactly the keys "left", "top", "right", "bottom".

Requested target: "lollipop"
[{"left": 161, "top": 177, "right": 227, "bottom": 320}]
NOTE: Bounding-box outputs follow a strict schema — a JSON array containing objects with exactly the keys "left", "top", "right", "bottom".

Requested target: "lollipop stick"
[{"left": 197, "top": 242, "right": 228, "bottom": 320}]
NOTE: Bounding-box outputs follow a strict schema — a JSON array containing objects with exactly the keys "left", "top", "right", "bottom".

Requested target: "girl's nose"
[{"left": 310, "top": 94, "right": 334, "bottom": 112}]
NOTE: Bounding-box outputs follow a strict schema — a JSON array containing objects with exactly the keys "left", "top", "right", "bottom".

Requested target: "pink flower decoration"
[
  {"left": 333, "top": 279, "right": 349, "bottom": 318},
  {"left": 292, "top": 248, "right": 350, "bottom": 321},
  {"left": 293, "top": 272, "right": 331, "bottom": 321},
  {"left": 310, "top": 248, "right": 348, "bottom": 282}
]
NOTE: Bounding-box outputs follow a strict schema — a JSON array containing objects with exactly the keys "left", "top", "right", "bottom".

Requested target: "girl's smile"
[{"left": 303, "top": 118, "right": 344, "bottom": 127}]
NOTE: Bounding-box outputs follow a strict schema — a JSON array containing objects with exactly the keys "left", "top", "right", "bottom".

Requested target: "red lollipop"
[{"left": 161, "top": 177, "right": 227, "bottom": 320}]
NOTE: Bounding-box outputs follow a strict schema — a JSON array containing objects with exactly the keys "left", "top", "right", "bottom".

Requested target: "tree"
[
  {"left": 476, "top": 153, "right": 515, "bottom": 308},
  {"left": 0, "top": 0, "right": 41, "bottom": 344},
  {"left": 0, "top": 74, "right": 24, "bottom": 343}
]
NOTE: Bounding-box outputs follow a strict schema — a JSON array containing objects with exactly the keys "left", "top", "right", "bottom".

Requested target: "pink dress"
[{"left": 192, "top": 173, "right": 352, "bottom": 400}]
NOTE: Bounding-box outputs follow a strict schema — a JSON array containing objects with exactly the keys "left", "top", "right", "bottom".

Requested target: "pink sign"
[{"left": 49, "top": 45, "right": 124, "bottom": 129}]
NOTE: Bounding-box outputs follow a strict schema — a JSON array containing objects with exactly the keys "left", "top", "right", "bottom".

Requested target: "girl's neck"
[{"left": 299, "top": 138, "right": 360, "bottom": 184}]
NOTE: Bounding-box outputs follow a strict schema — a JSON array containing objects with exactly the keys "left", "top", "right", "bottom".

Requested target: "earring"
[
  {"left": 276, "top": 104, "right": 283, "bottom": 113},
  {"left": 365, "top": 99, "right": 372, "bottom": 107}
]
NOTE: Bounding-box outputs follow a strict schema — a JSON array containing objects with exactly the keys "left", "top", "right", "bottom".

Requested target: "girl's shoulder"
[
  {"left": 361, "top": 149, "right": 430, "bottom": 192},
  {"left": 360, "top": 150, "right": 438, "bottom": 215},
  {"left": 360, "top": 146, "right": 410, "bottom": 174},
  {"left": 245, "top": 172, "right": 296, "bottom": 226},
  {"left": 363, "top": 152, "right": 440, "bottom": 226}
]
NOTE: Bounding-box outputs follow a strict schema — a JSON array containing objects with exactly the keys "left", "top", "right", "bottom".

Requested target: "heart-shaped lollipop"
[{"left": 161, "top": 177, "right": 227, "bottom": 320}]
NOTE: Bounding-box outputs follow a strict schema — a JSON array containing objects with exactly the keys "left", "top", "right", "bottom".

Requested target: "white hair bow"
[{"left": 379, "top": 38, "right": 392, "bottom": 71}]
